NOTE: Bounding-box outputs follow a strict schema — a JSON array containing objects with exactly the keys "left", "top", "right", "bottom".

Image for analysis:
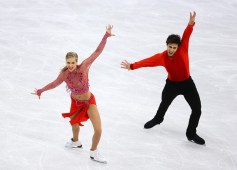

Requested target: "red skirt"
[{"left": 62, "top": 93, "right": 96, "bottom": 126}]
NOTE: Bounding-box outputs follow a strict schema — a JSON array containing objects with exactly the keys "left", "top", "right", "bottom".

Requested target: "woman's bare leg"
[
  {"left": 71, "top": 124, "right": 80, "bottom": 141},
  {"left": 87, "top": 104, "right": 102, "bottom": 151},
  {"left": 70, "top": 111, "right": 80, "bottom": 141}
]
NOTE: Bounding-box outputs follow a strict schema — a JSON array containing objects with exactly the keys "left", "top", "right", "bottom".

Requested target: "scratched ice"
[{"left": 0, "top": 0, "right": 237, "bottom": 170}]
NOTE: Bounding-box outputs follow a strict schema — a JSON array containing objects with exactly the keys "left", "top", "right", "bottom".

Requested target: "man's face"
[{"left": 167, "top": 43, "right": 179, "bottom": 57}]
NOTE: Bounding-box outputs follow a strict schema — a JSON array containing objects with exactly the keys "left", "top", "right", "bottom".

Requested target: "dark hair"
[{"left": 166, "top": 34, "right": 181, "bottom": 46}]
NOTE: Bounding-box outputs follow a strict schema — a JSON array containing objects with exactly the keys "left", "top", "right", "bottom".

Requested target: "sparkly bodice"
[
  {"left": 40, "top": 32, "right": 111, "bottom": 95},
  {"left": 64, "top": 66, "right": 89, "bottom": 95}
]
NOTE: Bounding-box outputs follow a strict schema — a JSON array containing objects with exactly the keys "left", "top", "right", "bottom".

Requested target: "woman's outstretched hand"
[
  {"left": 121, "top": 60, "right": 131, "bottom": 70},
  {"left": 106, "top": 24, "right": 115, "bottom": 36},
  {"left": 31, "top": 88, "right": 42, "bottom": 99}
]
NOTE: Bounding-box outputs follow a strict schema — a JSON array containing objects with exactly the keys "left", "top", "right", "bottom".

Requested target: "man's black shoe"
[
  {"left": 144, "top": 118, "right": 163, "bottom": 129},
  {"left": 187, "top": 134, "right": 205, "bottom": 145}
]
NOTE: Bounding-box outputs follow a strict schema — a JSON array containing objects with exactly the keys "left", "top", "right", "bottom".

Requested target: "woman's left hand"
[{"left": 106, "top": 24, "right": 115, "bottom": 36}]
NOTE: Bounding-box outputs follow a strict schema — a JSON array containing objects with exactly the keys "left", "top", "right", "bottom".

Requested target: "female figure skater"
[{"left": 32, "top": 25, "right": 114, "bottom": 163}]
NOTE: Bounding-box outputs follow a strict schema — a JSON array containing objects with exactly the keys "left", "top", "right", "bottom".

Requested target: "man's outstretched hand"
[{"left": 189, "top": 11, "right": 196, "bottom": 25}]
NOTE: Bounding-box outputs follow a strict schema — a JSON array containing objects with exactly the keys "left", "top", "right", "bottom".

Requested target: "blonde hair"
[{"left": 61, "top": 52, "right": 78, "bottom": 73}]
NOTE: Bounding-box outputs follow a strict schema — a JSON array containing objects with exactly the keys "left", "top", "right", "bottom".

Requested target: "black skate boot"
[
  {"left": 144, "top": 118, "right": 163, "bottom": 129},
  {"left": 187, "top": 134, "right": 205, "bottom": 145}
]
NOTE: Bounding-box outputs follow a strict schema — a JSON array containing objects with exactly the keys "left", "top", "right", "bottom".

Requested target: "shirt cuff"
[{"left": 188, "top": 22, "right": 195, "bottom": 27}]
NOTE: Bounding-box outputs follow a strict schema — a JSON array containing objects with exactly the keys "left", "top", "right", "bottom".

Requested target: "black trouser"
[{"left": 153, "top": 76, "right": 202, "bottom": 138}]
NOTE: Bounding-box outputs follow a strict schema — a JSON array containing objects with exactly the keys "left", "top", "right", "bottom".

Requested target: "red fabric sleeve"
[
  {"left": 130, "top": 52, "right": 164, "bottom": 70},
  {"left": 180, "top": 24, "right": 194, "bottom": 50}
]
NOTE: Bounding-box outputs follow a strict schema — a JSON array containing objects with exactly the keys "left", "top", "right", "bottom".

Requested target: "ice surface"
[{"left": 0, "top": 0, "right": 237, "bottom": 170}]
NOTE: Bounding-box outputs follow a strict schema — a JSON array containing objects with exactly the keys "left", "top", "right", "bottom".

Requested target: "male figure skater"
[{"left": 121, "top": 11, "right": 205, "bottom": 145}]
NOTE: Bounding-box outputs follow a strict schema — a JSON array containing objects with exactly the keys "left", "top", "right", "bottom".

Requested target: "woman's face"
[{"left": 66, "top": 57, "right": 78, "bottom": 72}]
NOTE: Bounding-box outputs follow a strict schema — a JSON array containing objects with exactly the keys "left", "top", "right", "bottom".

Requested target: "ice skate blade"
[
  {"left": 90, "top": 157, "right": 107, "bottom": 164},
  {"left": 188, "top": 139, "right": 206, "bottom": 146},
  {"left": 65, "top": 145, "right": 83, "bottom": 149}
]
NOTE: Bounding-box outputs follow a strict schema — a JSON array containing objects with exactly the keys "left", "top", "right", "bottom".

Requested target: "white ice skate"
[
  {"left": 90, "top": 149, "right": 107, "bottom": 164},
  {"left": 65, "top": 138, "right": 82, "bottom": 149}
]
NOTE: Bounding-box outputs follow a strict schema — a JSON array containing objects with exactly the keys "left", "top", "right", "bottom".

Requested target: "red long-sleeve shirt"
[{"left": 130, "top": 24, "right": 194, "bottom": 82}]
